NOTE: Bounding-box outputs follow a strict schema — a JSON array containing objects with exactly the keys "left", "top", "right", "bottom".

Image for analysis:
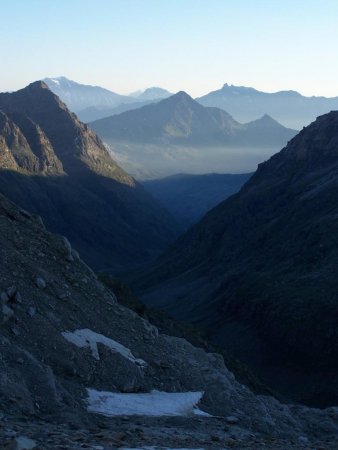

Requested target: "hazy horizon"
[{"left": 1, "top": 0, "right": 338, "bottom": 97}]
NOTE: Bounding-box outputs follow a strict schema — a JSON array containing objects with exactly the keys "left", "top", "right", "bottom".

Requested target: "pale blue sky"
[{"left": 1, "top": 0, "right": 338, "bottom": 96}]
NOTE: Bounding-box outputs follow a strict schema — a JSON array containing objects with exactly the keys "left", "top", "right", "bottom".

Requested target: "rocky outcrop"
[{"left": 0, "top": 110, "right": 64, "bottom": 175}]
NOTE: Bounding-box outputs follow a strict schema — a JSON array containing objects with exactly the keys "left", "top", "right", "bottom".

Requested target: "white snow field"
[
  {"left": 86, "top": 389, "right": 211, "bottom": 417},
  {"left": 120, "top": 448, "right": 206, "bottom": 450},
  {"left": 62, "top": 328, "right": 147, "bottom": 366}
]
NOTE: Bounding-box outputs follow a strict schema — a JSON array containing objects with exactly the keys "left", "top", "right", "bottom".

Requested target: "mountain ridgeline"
[
  {"left": 43, "top": 76, "right": 134, "bottom": 116},
  {"left": 129, "top": 86, "right": 173, "bottom": 101},
  {"left": 0, "top": 81, "right": 179, "bottom": 270},
  {"left": 44, "top": 77, "right": 172, "bottom": 122},
  {"left": 197, "top": 83, "right": 338, "bottom": 129},
  {"left": 90, "top": 91, "right": 297, "bottom": 178},
  {"left": 134, "top": 111, "right": 338, "bottom": 407},
  {"left": 91, "top": 91, "right": 296, "bottom": 145}
]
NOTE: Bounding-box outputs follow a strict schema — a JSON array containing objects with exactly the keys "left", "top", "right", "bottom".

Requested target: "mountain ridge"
[
  {"left": 197, "top": 83, "right": 338, "bottom": 129},
  {"left": 0, "top": 82, "right": 180, "bottom": 270},
  {"left": 43, "top": 76, "right": 134, "bottom": 114},
  {"left": 130, "top": 86, "right": 173, "bottom": 100},
  {"left": 134, "top": 110, "right": 338, "bottom": 406},
  {"left": 90, "top": 91, "right": 297, "bottom": 178},
  {"left": 91, "top": 90, "right": 296, "bottom": 144}
]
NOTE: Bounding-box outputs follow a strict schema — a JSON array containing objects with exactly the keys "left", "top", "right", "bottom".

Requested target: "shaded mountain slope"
[
  {"left": 197, "top": 83, "right": 338, "bottom": 129},
  {"left": 0, "top": 82, "right": 179, "bottom": 270},
  {"left": 1, "top": 193, "right": 338, "bottom": 448},
  {"left": 134, "top": 111, "right": 338, "bottom": 406},
  {"left": 143, "top": 172, "right": 252, "bottom": 228}
]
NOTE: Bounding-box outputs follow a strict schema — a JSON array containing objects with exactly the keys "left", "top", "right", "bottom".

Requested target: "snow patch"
[
  {"left": 120, "top": 448, "right": 205, "bottom": 450},
  {"left": 50, "top": 78, "right": 60, "bottom": 85},
  {"left": 62, "top": 328, "right": 147, "bottom": 367},
  {"left": 87, "top": 389, "right": 209, "bottom": 417}
]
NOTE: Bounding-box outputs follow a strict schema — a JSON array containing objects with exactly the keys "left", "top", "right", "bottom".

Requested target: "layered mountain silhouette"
[
  {"left": 90, "top": 92, "right": 297, "bottom": 178},
  {"left": 44, "top": 76, "right": 135, "bottom": 121},
  {"left": 134, "top": 111, "right": 338, "bottom": 406},
  {"left": 143, "top": 172, "right": 252, "bottom": 228},
  {"left": 197, "top": 83, "right": 338, "bottom": 129},
  {"left": 91, "top": 91, "right": 296, "bottom": 144},
  {"left": 0, "top": 81, "right": 179, "bottom": 270},
  {"left": 44, "top": 77, "right": 172, "bottom": 123}
]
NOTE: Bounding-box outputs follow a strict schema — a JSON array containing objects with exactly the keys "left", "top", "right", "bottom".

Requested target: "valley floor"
[{"left": 1, "top": 414, "right": 337, "bottom": 450}]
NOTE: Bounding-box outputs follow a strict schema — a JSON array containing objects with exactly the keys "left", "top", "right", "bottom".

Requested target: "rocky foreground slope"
[
  {"left": 0, "top": 82, "right": 179, "bottom": 270},
  {"left": 0, "top": 195, "right": 338, "bottom": 448}
]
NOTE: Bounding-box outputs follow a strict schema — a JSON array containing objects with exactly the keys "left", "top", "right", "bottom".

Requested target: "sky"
[{"left": 1, "top": 0, "right": 338, "bottom": 97}]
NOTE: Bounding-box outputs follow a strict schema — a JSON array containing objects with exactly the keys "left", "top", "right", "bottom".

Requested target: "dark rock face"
[
  {"left": 135, "top": 111, "right": 338, "bottom": 406},
  {"left": 0, "top": 82, "right": 179, "bottom": 270},
  {"left": 1, "top": 192, "right": 338, "bottom": 448},
  {"left": 0, "top": 110, "right": 64, "bottom": 175}
]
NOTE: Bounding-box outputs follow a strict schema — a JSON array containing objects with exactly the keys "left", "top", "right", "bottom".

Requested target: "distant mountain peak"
[
  {"left": 26, "top": 80, "right": 50, "bottom": 91},
  {"left": 244, "top": 113, "right": 292, "bottom": 130},
  {"left": 221, "top": 83, "right": 258, "bottom": 94},
  {"left": 261, "top": 113, "right": 273, "bottom": 119},
  {"left": 175, "top": 90, "right": 192, "bottom": 98},
  {"left": 143, "top": 87, "right": 171, "bottom": 95},
  {"left": 169, "top": 91, "right": 195, "bottom": 104},
  {"left": 43, "top": 77, "right": 134, "bottom": 114},
  {"left": 198, "top": 84, "right": 338, "bottom": 129},
  {"left": 131, "top": 86, "right": 173, "bottom": 101},
  {"left": 257, "top": 113, "right": 280, "bottom": 124}
]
